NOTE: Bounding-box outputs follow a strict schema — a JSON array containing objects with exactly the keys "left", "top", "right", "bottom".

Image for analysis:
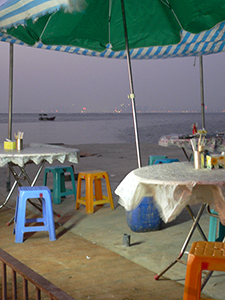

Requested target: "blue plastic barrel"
[{"left": 126, "top": 197, "right": 162, "bottom": 232}]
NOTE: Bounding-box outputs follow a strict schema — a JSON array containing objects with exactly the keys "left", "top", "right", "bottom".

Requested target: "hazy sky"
[{"left": 1, "top": 40, "right": 225, "bottom": 113}]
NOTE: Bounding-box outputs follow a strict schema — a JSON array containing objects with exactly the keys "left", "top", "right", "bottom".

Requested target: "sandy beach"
[{"left": 0, "top": 143, "right": 224, "bottom": 299}]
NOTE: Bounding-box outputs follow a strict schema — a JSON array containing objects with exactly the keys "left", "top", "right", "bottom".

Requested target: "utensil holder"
[
  {"left": 194, "top": 151, "right": 201, "bottom": 169},
  {"left": 16, "top": 139, "right": 23, "bottom": 151}
]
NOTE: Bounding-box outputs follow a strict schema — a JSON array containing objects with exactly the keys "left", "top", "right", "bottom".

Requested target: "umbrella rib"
[
  {"left": 159, "top": 0, "right": 183, "bottom": 30},
  {"left": 39, "top": 11, "right": 57, "bottom": 42}
]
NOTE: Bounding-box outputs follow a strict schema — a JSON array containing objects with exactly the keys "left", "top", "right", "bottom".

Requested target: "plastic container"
[{"left": 126, "top": 197, "right": 162, "bottom": 232}]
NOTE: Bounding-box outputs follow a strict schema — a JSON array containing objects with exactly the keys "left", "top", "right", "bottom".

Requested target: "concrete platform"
[{"left": 0, "top": 143, "right": 224, "bottom": 299}]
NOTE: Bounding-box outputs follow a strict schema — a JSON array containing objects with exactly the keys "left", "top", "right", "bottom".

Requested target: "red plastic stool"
[
  {"left": 183, "top": 241, "right": 225, "bottom": 300},
  {"left": 76, "top": 170, "right": 114, "bottom": 214}
]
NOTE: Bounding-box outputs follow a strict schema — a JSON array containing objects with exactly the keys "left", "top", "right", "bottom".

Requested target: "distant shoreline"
[{"left": 1, "top": 111, "right": 225, "bottom": 115}]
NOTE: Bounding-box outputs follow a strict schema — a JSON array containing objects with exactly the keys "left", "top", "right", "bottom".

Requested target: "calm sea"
[{"left": 0, "top": 113, "right": 224, "bottom": 145}]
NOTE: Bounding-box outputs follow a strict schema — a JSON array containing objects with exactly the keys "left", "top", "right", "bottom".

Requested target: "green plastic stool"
[
  {"left": 208, "top": 208, "right": 225, "bottom": 242},
  {"left": 43, "top": 166, "right": 76, "bottom": 204},
  {"left": 148, "top": 155, "right": 167, "bottom": 165}
]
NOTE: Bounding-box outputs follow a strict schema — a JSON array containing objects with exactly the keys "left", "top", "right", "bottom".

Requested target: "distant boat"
[{"left": 39, "top": 113, "right": 56, "bottom": 121}]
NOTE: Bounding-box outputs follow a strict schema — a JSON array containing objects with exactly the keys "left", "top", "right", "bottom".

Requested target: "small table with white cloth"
[
  {"left": 115, "top": 161, "right": 225, "bottom": 279},
  {"left": 158, "top": 133, "right": 225, "bottom": 160},
  {"left": 0, "top": 143, "right": 80, "bottom": 221}
]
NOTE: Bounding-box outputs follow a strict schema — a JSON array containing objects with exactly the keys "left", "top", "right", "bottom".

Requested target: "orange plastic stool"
[
  {"left": 183, "top": 241, "right": 225, "bottom": 300},
  {"left": 76, "top": 170, "right": 114, "bottom": 214}
]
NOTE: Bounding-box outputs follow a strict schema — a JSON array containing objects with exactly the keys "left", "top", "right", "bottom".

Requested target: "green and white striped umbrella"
[{"left": 1, "top": 0, "right": 225, "bottom": 52}]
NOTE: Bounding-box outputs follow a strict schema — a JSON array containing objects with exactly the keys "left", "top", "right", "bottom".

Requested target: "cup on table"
[
  {"left": 194, "top": 150, "right": 201, "bottom": 169},
  {"left": 16, "top": 139, "right": 23, "bottom": 151}
]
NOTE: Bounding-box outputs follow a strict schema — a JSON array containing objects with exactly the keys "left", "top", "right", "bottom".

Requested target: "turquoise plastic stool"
[
  {"left": 43, "top": 166, "right": 76, "bottom": 204},
  {"left": 148, "top": 155, "right": 167, "bottom": 165},
  {"left": 208, "top": 208, "right": 225, "bottom": 242},
  {"left": 154, "top": 158, "right": 179, "bottom": 164},
  {"left": 14, "top": 186, "right": 56, "bottom": 243}
]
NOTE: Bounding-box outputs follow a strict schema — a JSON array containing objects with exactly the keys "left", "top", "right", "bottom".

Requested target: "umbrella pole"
[
  {"left": 7, "top": 43, "right": 14, "bottom": 191},
  {"left": 120, "top": 0, "right": 142, "bottom": 168},
  {"left": 199, "top": 56, "right": 205, "bottom": 129},
  {"left": 8, "top": 43, "right": 13, "bottom": 140}
]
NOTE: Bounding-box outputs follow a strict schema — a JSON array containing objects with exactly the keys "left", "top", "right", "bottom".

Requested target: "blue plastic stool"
[
  {"left": 154, "top": 158, "right": 179, "bottom": 164},
  {"left": 208, "top": 208, "right": 225, "bottom": 242},
  {"left": 148, "top": 155, "right": 167, "bottom": 165},
  {"left": 43, "top": 166, "right": 76, "bottom": 204},
  {"left": 14, "top": 186, "right": 56, "bottom": 243},
  {"left": 126, "top": 197, "right": 162, "bottom": 232}
]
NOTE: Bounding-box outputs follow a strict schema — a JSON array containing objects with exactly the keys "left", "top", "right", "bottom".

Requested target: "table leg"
[
  {"left": 186, "top": 205, "right": 207, "bottom": 240},
  {"left": 154, "top": 204, "right": 206, "bottom": 280},
  {"left": 0, "top": 170, "right": 22, "bottom": 210},
  {"left": 182, "top": 147, "right": 192, "bottom": 161}
]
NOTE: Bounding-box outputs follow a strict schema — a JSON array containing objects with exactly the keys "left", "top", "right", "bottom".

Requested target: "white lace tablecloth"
[
  {"left": 115, "top": 162, "right": 225, "bottom": 224},
  {"left": 0, "top": 143, "right": 80, "bottom": 167},
  {"left": 158, "top": 134, "right": 225, "bottom": 153}
]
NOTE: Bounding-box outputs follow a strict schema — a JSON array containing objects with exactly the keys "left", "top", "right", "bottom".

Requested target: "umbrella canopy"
[
  {"left": 2, "top": 19, "right": 225, "bottom": 59},
  {"left": 1, "top": 0, "right": 225, "bottom": 52}
]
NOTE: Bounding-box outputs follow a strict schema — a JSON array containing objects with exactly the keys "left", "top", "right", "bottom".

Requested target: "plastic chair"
[
  {"left": 76, "top": 170, "right": 114, "bottom": 214},
  {"left": 14, "top": 186, "right": 56, "bottom": 243},
  {"left": 183, "top": 241, "right": 225, "bottom": 300},
  {"left": 208, "top": 207, "right": 225, "bottom": 242},
  {"left": 43, "top": 165, "right": 76, "bottom": 204},
  {"left": 154, "top": 158, "right": 179, "bottom": 164},
  {"left": 148, "top": 155, "right": 167, "bottom": 165}
]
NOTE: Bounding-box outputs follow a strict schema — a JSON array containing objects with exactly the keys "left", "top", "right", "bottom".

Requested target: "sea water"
[{"left": 0, "top": 113, "right": 224, "bottom": 145}]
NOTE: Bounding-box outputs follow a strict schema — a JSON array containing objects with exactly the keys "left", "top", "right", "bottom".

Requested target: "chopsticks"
[
  {"left": 190, "top": 138, "right": 196, "bottom": 152},
  {"left": 14, "top": 130, "right": 24, "bottom": 139},
  {"left": 198, "top": 134, "right": 205, "bottom": 152},
  {"left": 190, "top": 135, "right": 205, "bottom": 152}
]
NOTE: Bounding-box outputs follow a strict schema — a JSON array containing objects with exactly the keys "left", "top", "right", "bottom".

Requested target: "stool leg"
[
  {"left": 53, "top": 172, "right": 62, "bottom": 204},
  {"left": 69, "top": 169, "right": 77, "bottom": 200},
  {"left": 76, "top": 175, "right": 82, "bottom": 210},
  {"left": 208, "top": 216, "right": 217, "bottom": 242},
  {"left": 218, "top": 222, "right": 225, "bottom": 241},
  {"left": 86, "top": 176, "right": 94, "bottom": 213},
  {"left": 15, "top": 197, "right": 27, "bottom": 243},
  {"left": 43, "top": 193, "right": 56, "bottom": 241},
  {"left": 94, "top": 178, "right": 103, "bottom": 203},
  {"left": 13, "top": 195, "right": 20, "bottom": 235},
  {"left": 104, "top": 173, "right": 114, "bottom": 210},
  {"left": 60, "top": 172, "right": 66, "bottom": 194},
  {"left": 43, "top": 169, "right": 48, "bottom": 186},
  {"left": 183, "top": 256, "right": 202, "bottom": 300}
]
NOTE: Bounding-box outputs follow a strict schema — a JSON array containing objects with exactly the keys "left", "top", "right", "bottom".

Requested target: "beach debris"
[{"left": 123, "top": 234, "right": 131, "bottom": 247}]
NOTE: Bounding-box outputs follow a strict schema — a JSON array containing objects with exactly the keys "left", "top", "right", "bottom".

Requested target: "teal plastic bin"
[{"left": 126, "top": 197, "right": 162, "bottom": 232}]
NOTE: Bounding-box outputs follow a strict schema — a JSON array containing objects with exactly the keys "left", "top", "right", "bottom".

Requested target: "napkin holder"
[{"left": 4, "top": 141, "right": 16, "bottom": 150}]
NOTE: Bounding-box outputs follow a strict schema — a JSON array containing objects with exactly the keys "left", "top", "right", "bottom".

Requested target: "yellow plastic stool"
[
  {"left": 76, "top": 170, "right": 114, "bottom": 214},
  {"left": 183, "top": 241, "right": 225, "bottom": 300}
]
